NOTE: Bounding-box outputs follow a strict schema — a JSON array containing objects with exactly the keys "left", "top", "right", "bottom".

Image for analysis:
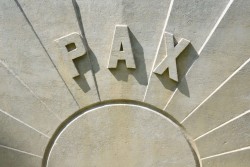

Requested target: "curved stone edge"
[{"left": 41, "top": 100, "right": 201, "bottom": 167}]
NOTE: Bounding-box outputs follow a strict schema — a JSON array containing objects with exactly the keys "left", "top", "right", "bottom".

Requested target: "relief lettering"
[
  {"left": 153, "top": 32, "right": 190, "bottom": 82},
  {"left": 55, "top": 32, "right": 86, "bottom": 78},
  {"left": 107, "top": 25, "right": 136, "bottom": 69}
]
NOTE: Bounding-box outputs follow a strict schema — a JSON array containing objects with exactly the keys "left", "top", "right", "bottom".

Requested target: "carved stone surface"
[
  {"left": 108, "top": 25, "right": 136, "bottom": 69},
  {"left": 0, "top": 0, "right": 249, "bottom": 167},
  {"left": 153, "top": 32, "right": 189, "bottom": 82},
  {"left": 46, "top": 104, "right": 197, "bottom": 167}
]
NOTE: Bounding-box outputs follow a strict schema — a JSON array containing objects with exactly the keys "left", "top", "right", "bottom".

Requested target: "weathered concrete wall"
[{"left": 0, "top": 0, "right": 249, "bottom": 166}]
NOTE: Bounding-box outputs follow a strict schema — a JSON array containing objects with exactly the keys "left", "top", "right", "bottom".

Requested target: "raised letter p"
[{"left": 55, "top": 32, "right": 86, "bottom": 78}]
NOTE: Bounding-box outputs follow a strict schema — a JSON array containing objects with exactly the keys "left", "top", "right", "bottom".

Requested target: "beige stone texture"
[
  {"left": 196, "top": 111, "right": 250, "bottom": 158},
  {"left": 47, "top": 104, "right": 197, "bottom": 167},
  {"left": 165, "top": 0, "right": 250, "bottom": 122},
  {"left": 0, "top": 110, "right": 49, "bottom": 156},
  {"left": 0, "top": 0, "right": 249, "bottom": 166},
  {"left": 0, "top": 146, "right": 42, "bottom": 167},
  {"left": 0, "top": 63, "right": 60, "bottom": 137},
  {"left": 144, "top": 0, "right": 230, "bottom": 109},
  {"left": 183, "top": 62, "right": 250, "bottom": 139},
  {"left": 0, "top": 0, "right": 79, "bottom": 120},
  {"left": 202, "top": 149, "right": 250, "bottom": 167},
  {"left": 17, "top": 0, "right": 100, "bottom": 107},
  {"left": 75, "top": 0, "right": 171, "bottom": 100}
]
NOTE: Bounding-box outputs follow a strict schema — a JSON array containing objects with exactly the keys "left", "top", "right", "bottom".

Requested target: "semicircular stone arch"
[{"left": 42, "top": 101, "right": 201, "bottom": 167}]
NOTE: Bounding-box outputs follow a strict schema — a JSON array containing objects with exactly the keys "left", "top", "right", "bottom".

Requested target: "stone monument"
[{"left": 0, "top": 0, "right": 249, "bottom": 166}]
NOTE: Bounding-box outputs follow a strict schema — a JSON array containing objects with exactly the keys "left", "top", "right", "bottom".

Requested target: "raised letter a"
[{"left": 107, "top": 25, "right": 136, "bottom": 69}]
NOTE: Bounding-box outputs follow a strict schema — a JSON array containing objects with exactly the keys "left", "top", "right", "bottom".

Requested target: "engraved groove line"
[
  {"left": 14, "top": 0, "right": 81, "bottom": 109},
  {"left": 163, "top": 0, "right": 235, "bottom": 110},
  {"left": 143, "top": 0, "right": 175, "bottom": 101},
  {"left": 194, "top": 110, "right": 250, "bottom": 141},
  {"left": 0, "top": 108, "right": 50, "bottom": 138},
  {"left": 72, "top": 0, "right": 101, "bottom": 101},
  {"left": 181, "top": 58, "right": 250, "bottom": 124},
  {"left": 42, "top": 100, "right": 200, "bottom": 167},
  {"left": 0, "top": 144, "right": 43, "bottom": 158},
  {"left": 201, "top": 146, "right": 250, "bottom": 160},
  {"left": 0, "top": 59, "right": 62, "bottom": 121}
]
